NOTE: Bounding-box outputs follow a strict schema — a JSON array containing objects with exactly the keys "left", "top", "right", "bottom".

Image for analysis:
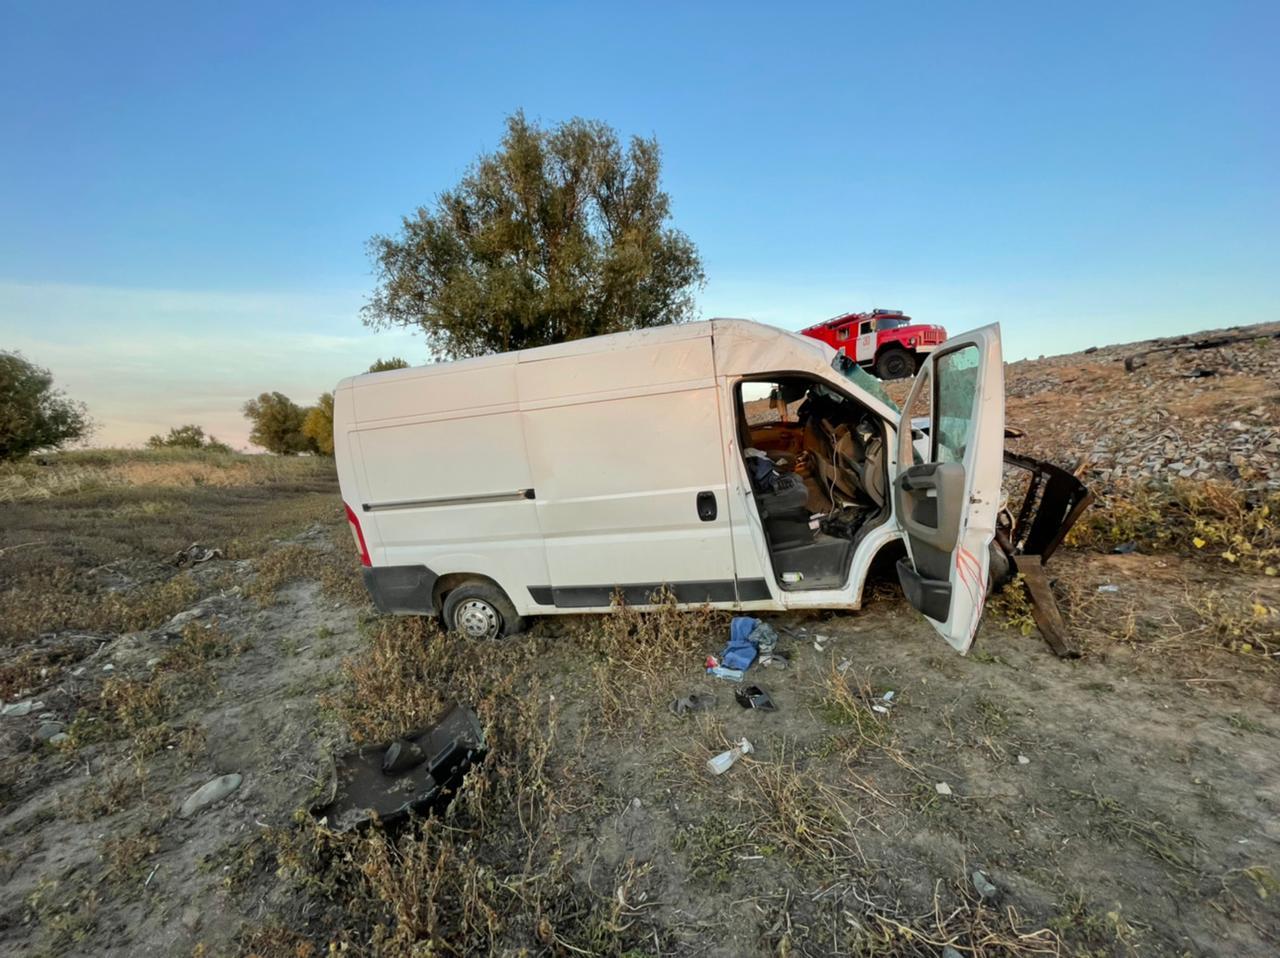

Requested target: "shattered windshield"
[{"left": 832, "top": 352, "right": 900, "bottom": 413}]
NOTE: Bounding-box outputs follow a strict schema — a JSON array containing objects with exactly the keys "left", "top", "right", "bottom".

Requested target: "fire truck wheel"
[{"left": 875, "top": 348, "right": 916, "bottom": 379}]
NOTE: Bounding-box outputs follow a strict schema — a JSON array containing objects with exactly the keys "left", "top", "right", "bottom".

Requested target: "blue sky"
[{"left": 1, "top": 1, "right": 1276, "bottom": 448}]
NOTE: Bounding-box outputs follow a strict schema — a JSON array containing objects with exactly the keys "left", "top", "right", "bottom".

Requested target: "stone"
[
  {"left": 165, "top": 606, "right": 209, "bottom": 631},
  {"left": 179, "top": 773, "right": 243, "bottom": 818},
  {"left": 36, "top": 722, "right": 65, "bottom": 741},
  {"left": 48, "top": 733, "right": 70, "bottom": 746},
  {"left": 972, "top": 869, "right": 999, "bottom": 901},
  {"left": 2, "top": 699, "right": 43, "bottom": 717}
]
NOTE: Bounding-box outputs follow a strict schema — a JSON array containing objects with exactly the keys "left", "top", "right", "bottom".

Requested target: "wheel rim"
[
  {"left": 885, "top": 355, "right": 908, "bottom": 378},
  {"left": 455, "top": 599, "right": 500, "bottom": 640}
]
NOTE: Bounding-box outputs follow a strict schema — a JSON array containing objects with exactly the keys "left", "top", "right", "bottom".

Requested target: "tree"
[
  {"left": 301, "top": 393, "right": 335, "bottom": 456},
  {"left": 363, "top": 112, "right": 704, "bottom": 360},
  {"left": 0, "top": 351, "right": 92, "bottom": 461},
  {"left": 242, "top": 392, "right": 311, "bottom": 455},
  {"left": 368, "top": 357, "right": 410, "bottom": 373},
  {"left": 146, "top": 424, "right": 232, "bottom": 453}
]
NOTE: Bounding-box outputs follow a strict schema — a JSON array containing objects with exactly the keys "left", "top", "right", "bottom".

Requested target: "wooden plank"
[{"left": 1013, "top": 554, "right": 1080, "bottom": 659}]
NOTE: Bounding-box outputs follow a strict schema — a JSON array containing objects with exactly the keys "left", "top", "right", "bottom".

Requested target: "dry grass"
[
  {"left": 0, "top": 447, "right": 343, "bottom": 650},
  {"left": 0, "top": 447, "right": 330, "bottom": 503},
  {"left": 576, "top": 589, "right": 723, "bottom": 730},
  {"left": 64, "top": 619, "right": 238, "bottom": 756},
  {"left": 1068, "top": 478, "right": 1279, "bottom": 575}
]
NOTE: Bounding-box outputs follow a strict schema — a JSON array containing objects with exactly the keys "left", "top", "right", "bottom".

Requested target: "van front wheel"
[{"left": 442, "top": 583, "right": 525, "bottom": 640}]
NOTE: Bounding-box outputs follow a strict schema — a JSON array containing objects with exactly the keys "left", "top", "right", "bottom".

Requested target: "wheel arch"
[{"left": 432, "top": 571, "right": 508, "bottom": 611}]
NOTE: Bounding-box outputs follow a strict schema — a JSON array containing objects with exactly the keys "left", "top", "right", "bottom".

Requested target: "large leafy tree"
[
  {"left": 242, "top": 392, "right": 313, "bottom": 455},
  {"left": 0, "top": 351, "right": 92, "bottom": 461},
  {"left": 363, "top": 112, "right": 704, "bottom": 359}
]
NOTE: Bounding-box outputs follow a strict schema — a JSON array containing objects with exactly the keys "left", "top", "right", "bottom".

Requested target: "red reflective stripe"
[{"left": 344, "top": 502, "right": 372, "bottom": 567}]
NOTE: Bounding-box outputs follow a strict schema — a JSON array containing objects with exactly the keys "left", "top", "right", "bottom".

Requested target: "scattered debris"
[
  {"left": 836, "top": 658, "right": 852, "bottom": 674},
  {"left": 173, "top": 542, "right": 224, "bottom": 568},
  {"left": 734, "top": 685, "right": 776, "bottom": 711},
  {"left": 706, "top": 738, "right": 753, "bottom": 775},
  {"left": 1097, "top": 584, "right": 1121, "bottom": 593},
  {"left": 1017, "top": 754, "right": 1030, "bottom": 765},
  {"left": 943, "top": 947, "right": 964, "bottom": 958},
  {"left": 757, "top": 652, "right": 788, "bottom": 669},
  {"left": 722, "top": 617, "right": 764, "bottom": 670},
  {"left": 935, "top": 782, "right": 953, "bottom": 797},
  {"left": 813, "top": 634, "right": 831, "bottom": 653},
  {"left": 971, "top": 869, "right": 999, "bottom": 902},
  {"left": 311, "top": 703, "right": 486, "bottom": 831},
  {"left": 180, "top": 773, "right": 243, "bottom": 818},
  {"left": 1112, "top": 541, "right": 1138, "bottom": 555},
  {"left": 668, "top": 693, "right": 717, "bottom": 717}
]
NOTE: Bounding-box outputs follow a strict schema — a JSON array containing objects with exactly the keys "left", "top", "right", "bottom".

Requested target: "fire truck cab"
[{"left": 799, "top": 309, "right": 947, "bottom": 379}]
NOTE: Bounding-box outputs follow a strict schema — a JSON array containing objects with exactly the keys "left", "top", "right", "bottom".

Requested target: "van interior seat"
[{"left": 740, "top": 378, "right": 892, "bottom": 592}]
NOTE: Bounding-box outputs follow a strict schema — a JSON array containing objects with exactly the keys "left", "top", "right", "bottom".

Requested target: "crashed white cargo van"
[{"left": 334, "top": 319, "right": 1004, "bottom": 652}]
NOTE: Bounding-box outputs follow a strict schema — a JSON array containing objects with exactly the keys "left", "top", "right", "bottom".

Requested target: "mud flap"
[{"left": 311, "top": 703, "right": 486, "bottom": 831}]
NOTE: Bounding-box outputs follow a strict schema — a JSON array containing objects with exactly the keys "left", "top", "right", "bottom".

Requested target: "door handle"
[{"left": 696, "top": 491, "right": 717, "bottom": 521}]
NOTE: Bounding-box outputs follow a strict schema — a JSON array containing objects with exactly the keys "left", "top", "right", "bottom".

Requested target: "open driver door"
[{"left": 892, "top": 325, "right": 1005, "bottom": 653}]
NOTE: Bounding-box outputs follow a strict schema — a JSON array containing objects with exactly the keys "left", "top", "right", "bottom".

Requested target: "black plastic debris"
[
  {"left": 311, "top": 703, "right": 486, "bottom": 831},
  {"left": 734, "top": 685, "right": 776, "bottom": 711}
]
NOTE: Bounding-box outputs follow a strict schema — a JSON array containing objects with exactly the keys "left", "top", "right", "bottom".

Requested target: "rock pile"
[{"left": 1003, "top": 323, "right": 1280, "bottom": 493}]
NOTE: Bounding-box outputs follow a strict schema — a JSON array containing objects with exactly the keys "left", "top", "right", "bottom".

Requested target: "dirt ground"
[{"left": 1, "top": 448, "right": 1278, "bottom": 957}]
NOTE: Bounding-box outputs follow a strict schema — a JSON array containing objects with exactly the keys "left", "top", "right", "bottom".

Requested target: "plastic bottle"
[
  {"left": 706, "top": 738, "right": 754, "bottom": 775},
  {"left": 706, "top": 665, "right": 745, "bottom": 681}
]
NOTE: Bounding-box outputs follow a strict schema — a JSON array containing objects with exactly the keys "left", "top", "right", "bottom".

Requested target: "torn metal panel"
[
  {"left": 997, "top": 451, "right": 1093, "bottom": 657},
  {"left": 311, "top": 703, "right": 486, "bottom": 831},
  {"left": 1001, "top": 451, "right": 1094, "bottom": 564}
]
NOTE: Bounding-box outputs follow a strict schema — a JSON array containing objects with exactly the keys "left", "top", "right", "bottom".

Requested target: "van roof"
[{"left": 338, "top": 318, "right": 834, "bottom": 389}]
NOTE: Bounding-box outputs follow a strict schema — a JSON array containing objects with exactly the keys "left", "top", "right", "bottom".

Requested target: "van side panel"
[{"left": 344, "top": 358, "right": 550, "bottom": 613}]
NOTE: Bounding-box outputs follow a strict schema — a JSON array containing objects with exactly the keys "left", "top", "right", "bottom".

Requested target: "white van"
[{"left": 334, "top": 319, "right": 1004, "bottom": 653}]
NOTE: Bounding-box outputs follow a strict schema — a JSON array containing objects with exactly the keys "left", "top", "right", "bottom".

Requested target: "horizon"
[{"left": 3, "top": 1, "right": 1276, "bottom": 450}]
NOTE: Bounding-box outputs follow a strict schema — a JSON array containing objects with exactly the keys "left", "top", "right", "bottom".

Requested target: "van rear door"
[{"left": 891, "top": 324, "right": 1004, "bottom": 652}]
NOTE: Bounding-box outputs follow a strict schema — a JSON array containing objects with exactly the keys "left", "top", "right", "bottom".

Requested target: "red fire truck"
[{"left": 799, "top": 308, "right": 947, "bottom": 379}]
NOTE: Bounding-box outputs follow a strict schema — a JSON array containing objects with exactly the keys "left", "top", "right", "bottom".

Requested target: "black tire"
[
  {"left": 987, "top": 542, "right": 1013, "bottom": 595},
  {"left": 875, "top": 347, "right": 917, "bottom": 380},
  {"left": 441, "top": 581, "right": 526, "bottom": 640}
]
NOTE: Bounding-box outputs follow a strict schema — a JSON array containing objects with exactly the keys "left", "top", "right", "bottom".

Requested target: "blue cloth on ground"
[{"left": 722, "top": 616, "right": 761, "bottom": 670}]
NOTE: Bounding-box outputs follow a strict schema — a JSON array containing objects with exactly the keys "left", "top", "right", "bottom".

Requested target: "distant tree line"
[
  {"left": 242, "top": 358, "right": 409, "bottom": 456},
  {"left": 147, "top": 424, "right": 231, "bottom": 453}
]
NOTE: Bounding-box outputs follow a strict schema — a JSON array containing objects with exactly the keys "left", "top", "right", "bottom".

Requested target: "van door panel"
[{"left": 521, "top": 386, "right": 738, "bottom": 599}]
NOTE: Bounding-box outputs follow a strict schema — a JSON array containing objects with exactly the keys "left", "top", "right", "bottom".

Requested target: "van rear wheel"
[{"left": 442, "top": 582, "right": 525, "bottom": 640}]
